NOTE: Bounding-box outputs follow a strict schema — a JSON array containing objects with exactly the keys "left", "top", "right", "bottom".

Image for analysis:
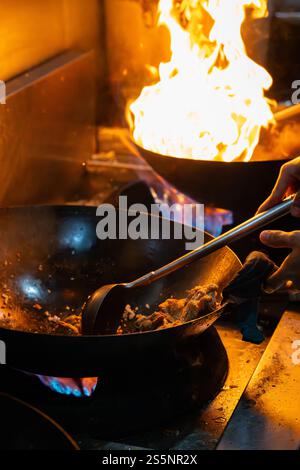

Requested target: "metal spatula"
[{"left": 82, "top": 195, "right": 295, "bottom": 335}]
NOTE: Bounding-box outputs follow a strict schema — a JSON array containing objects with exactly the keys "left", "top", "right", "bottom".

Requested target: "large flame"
[{"left": 128, "top": 0, "right": 274, "bottom": 162}]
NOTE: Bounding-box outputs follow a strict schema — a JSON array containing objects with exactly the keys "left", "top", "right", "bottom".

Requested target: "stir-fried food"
[
  {"left": 0, "top": 283, "right": 220, "bottom": 336},
  {"left": 119, "top": 284, "right": 220, "bottom": 334}
]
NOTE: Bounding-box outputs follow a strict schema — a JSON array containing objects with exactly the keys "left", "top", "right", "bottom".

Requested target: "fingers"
[
  {"left": 260, "top": 230, "right": 300, "bottom": 293},
  {"left": 257, "top": 195, "right": 276, "bottom": 214},
  {"left": 271, "top": 163, "right": 296, "bottom": 201},
  {"left": 264, "top": 271, "right": 300, "bottom": 293},
  {"left": 257, "top": 165, "right": 293, "bottom": 213},
  {"left": 257, "top": 158, "right": 300, "bottom": 215},
  {"left": 258, "top": 190, "right": 300, "bottom": 217},
  {"left": 264, "top": 273, "right": 300, "bottom": 294},
  {"left": 260, "top": 230, "right": 300, "bottom": 248},
  {"left": 263, "top": 266, "right": 288, "bottom": 293},
  {"left": 291, "top": 191, "right": 300, "bottom": 217}
]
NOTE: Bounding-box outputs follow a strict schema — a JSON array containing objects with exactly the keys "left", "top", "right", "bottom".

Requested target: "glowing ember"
[{"left": 128, "top": 0, "right": 274, "bottom": 162}]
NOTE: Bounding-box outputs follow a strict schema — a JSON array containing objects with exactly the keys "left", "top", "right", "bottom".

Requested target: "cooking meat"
[
  {"left": 120, "top": 283, "right": 220, "bottom": 333},
  {"left": 179, "top": 283, "right": 219, "bottom": 322},
  {"left": 0, "top": 283, "right": 220, "bottom": 336}
]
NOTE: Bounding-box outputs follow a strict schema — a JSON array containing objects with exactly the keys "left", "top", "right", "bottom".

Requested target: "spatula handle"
[{"left": 128, "top": 194, "right": 295, "bottom": 288}]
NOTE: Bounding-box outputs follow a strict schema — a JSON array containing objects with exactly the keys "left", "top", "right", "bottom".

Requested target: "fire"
[
  {"left": 128, "top": 0, "right": 274, "bottom": 162},
  {"left": 37, "top": 376, "right": 98, "bottom": 397}
]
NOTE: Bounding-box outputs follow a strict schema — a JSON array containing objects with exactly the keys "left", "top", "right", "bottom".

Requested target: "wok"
[
  {"left": 137, "top": 144, "right": 287, "bottom": 219},
  {"left": 0, "top": 205, "right": 240, "bottom": 377}
]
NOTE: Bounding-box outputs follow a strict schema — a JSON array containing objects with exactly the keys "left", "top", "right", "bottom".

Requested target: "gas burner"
[
  {"left": 1, "top": 327, "right": 228, "bottom": 438},
  {"left": 0, "top": 393, "right": 78, "bottom": 450},
  {"left": 36, "top": 376, "right": 98, "bottom": 398}
]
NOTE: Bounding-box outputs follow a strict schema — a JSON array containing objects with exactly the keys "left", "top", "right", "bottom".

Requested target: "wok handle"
[{"left": 128, "top": 194, "right": 295, "bottom": 288}]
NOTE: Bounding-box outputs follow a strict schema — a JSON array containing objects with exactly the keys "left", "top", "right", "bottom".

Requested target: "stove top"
[
  {"left": 0, "top": 322, "right": 267, "bottom": 450},
  {"left": 1, "top": 127, "right": 299, "bottom": 450}
]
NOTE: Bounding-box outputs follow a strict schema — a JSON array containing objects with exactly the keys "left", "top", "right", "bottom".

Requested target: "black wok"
[
  {"left": 0, "top": 205, "right": 240, "bottom": 377},
  {"left": 137, "top": 144, "right": 287, "bottom": 219}
]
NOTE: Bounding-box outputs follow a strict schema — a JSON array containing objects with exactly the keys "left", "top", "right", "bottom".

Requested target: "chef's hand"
[
  {"left": 257, "top": 156, "right": 300, "bottom": 217},
  {"left": 260, "top": 230, "right": 300, "bottom": 292}
]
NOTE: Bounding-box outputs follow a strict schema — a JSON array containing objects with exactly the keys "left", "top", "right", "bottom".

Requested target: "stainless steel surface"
[
  {"left": 0, "top": 0, "right": 104, "bottom": 84},
  {"left": 129, "top": 195, "right": 295, "bottom": 288},
  {"left": 0, "top": 0, "right": 65, "bottom": 81},
  {"left": 0, "top": 50, "right": 96, "bottom": 205},
  {"left": 217, "top": 310, "right": 300, "bottom": 450},
  {"left": 170, "top": 324, "right": 268, "bottom": 451}
]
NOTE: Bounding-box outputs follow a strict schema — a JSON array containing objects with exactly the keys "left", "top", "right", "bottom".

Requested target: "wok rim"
[
  {"left": 135, "top": 141, "right": 289, "bottom": 165},
  {"left": 0, "top": 204, "right": 241, "bottom": 340},
  {"left": 0, "top": 302, "right": 229, "bottom": 340}
]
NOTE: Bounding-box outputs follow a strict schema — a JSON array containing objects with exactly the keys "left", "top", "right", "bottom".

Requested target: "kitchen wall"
[
  {"left": 0, "top": 0, "right": 105, "bottom": 205},
  {"left": 0, "top": 0, "right": 106, "bottom": 121}
]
